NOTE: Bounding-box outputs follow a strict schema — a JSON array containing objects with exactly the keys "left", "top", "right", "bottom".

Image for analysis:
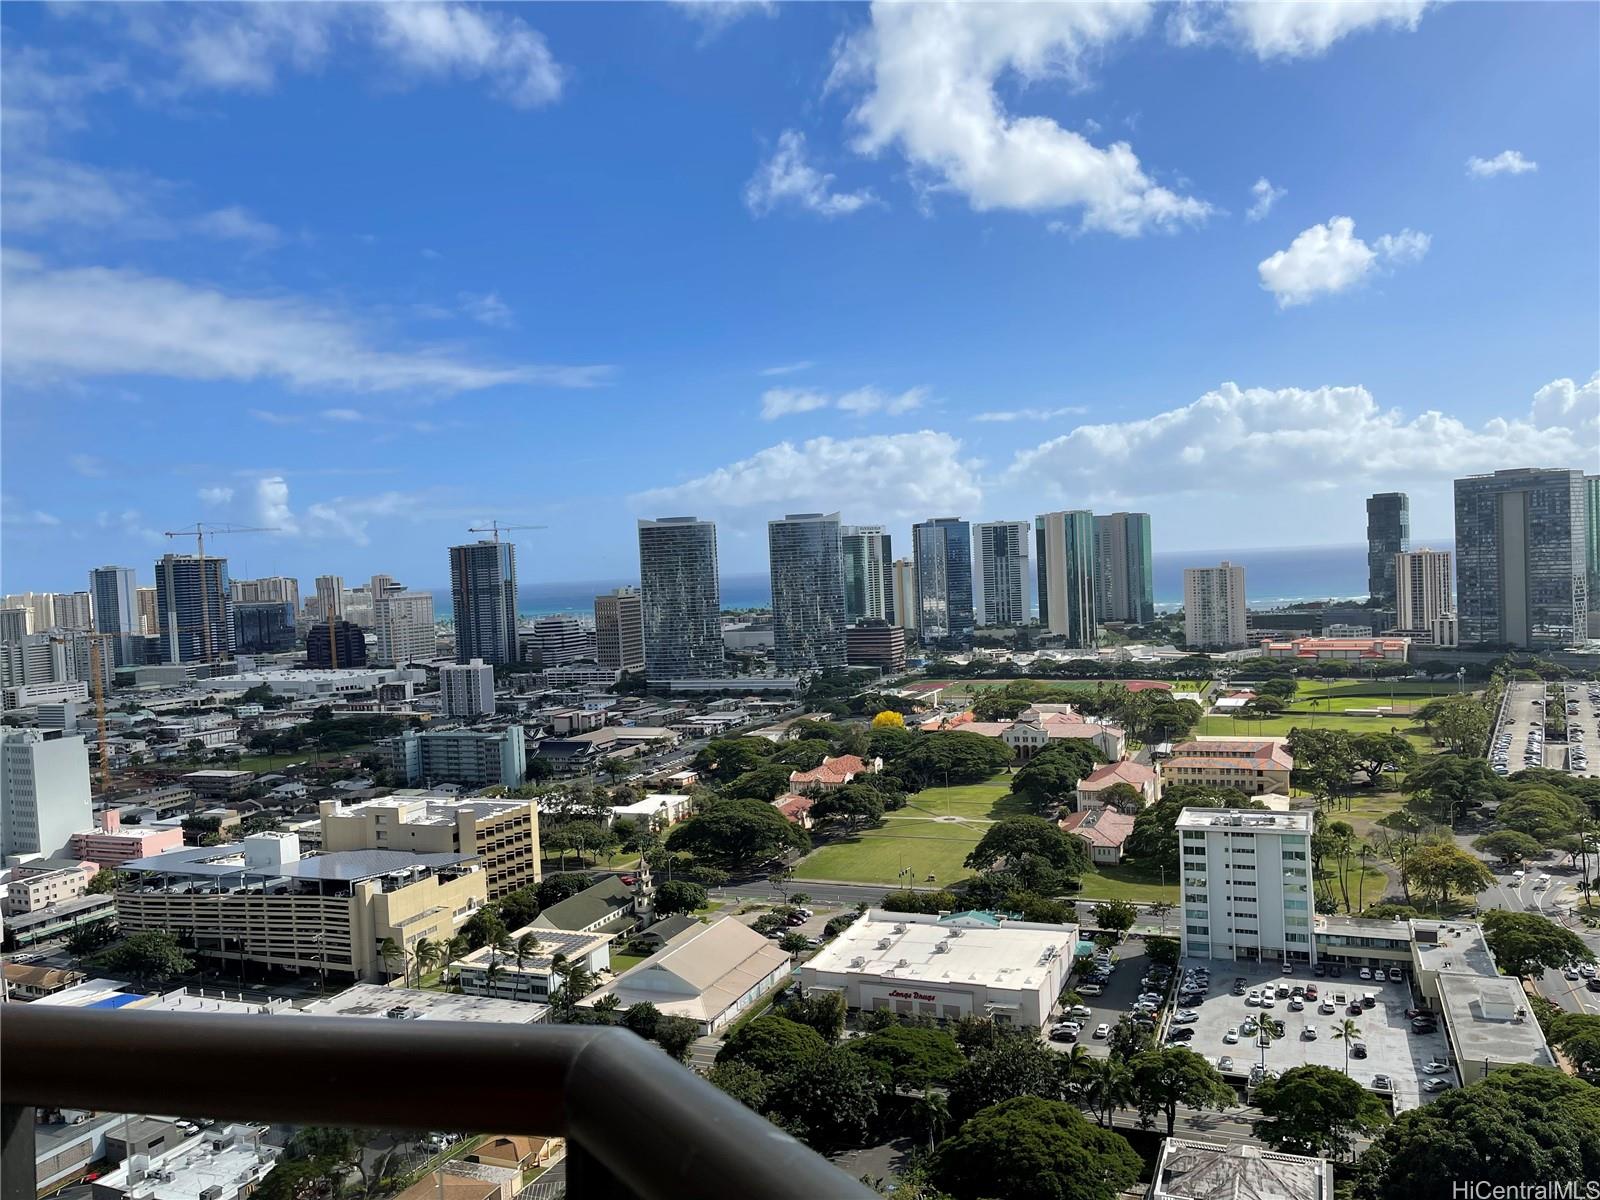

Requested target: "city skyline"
[{"left": 2, "top": 3, "right": 1595, "bottom": 589}]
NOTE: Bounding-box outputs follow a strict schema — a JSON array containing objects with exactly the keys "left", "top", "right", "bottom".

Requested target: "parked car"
[
  {"left": 1093, "top": 1023, "right": 1111, "bottom": 1039},
  {"left": 1287, "top": 998, "right": 1304, "bottom": 1012},
  {"left": 1301, "top": 1024, "right": 1318, "bottom": 1040},
  {"left": 1313, "top": 964, "right": 1326, "bottom": 977},
  {"left": 1350, "top": 1042, "right": 1368, "bottom": 1059},
  {"left": 1373, "top": 1074, "right": 1394, "bottom": 1091},
  {"left": 1218, "top": 1055, "right": 1235, "bottom": 1071},
  {"left": 1066, "top": 1004, "right": 1093, "bottom": 1020},
  {"left": 1422, "top": 1061, "right": 1452, "bottom": 1075},
  {"left": 1359, "top": 967, "right": 1372, "bottom": 979},
  {"left": 1318, "top": 1000, "right": 1336, "bottom": 1015},
  {"left": 1167, "top": 1028, "right": 1196, "bottom": 1042},
  {"left": 1423, "top": 1078, "right": 1453, "bottom": 1092},
  {"left": 1049, "top": 1026, "right": 1079, "bottom": 1043},
  {"left": 1172, "top": 1010, "right": 1199, "bottom": 1024},
  {"left": 1079, "top": 984, "right": 1104, "bottom": 996},
  {"left": 1223, "top": 1028, "right": 1240, "bottom": 1044}
]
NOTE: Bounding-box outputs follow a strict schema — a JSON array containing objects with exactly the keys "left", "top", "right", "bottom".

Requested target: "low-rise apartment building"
[
  {"left": 319, "top": 794, "right": 540, "bottom": 899},
  {"left": 71, "top": 811, "right": 186, "bottom": 865},
  {"left": 456, "top": 925, "right": 612, "bottom": 1004},
  {"left": 381, "top": 726, "right": 527, "bottom": 789},
  {"left": 112, "top": 832, "right": 488, "bottom": 983},
  {"left": 2, "top": 861, "right": 96, "bottom": 916},
  {"left": 1164, "top": 737, "right": 1293, "bottom": 796}
]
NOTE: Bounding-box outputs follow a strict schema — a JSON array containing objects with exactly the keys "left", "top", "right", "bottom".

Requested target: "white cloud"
[
  {"left": 459, "top": 291, "right": 514, "bottom": 328},
  {"left": 198, "top": 486, "right": 235, "bottom": 506},
  {"left": 368, "top": 3, "right": 565, "bottom": 109},
  {"left": 669, "top": 0, "right": 776, "bottom": 33},
  {"left": 249, "top": 409, "right": 304, "bottom": 425},
  {"left": 254, "top": 476, "right": 298, "bottom": 532},
  {"left": 972, "top": 406, "right": 1088, "bottom": 423},
  {"left": 744, "top": 130, "right": 879, "bottom": 218},
  {"left": 0, "top": 498, "right": 62, "bottom": 527},
  {"left": 760, "top": 384, "right": 926, "bottom": 420},
  {"left": 320, "top": 408, "right": 366, "bottom": 423},
  {"left": 190, "top": 205, "right": 283, "bottom": 246},
  {"left": 1467, "top": 150, "right": 1538, "bottom": 178},
  {"left": 832, "top": 2, "right": 1211, "bottom": 236},
  {"left": 1172, "top": 1, "right": 1432, "bottom": 60},
  {"left": 1246, "top": 177, "right": 1286, "bottom": 222},
  {"left": 760, "top": 360, "right": 815, "bottom": 377},
  {"left": 1257, "top": 216, "right": 1428, "bottom": 307},
  {"left": 1006, "top": 375, "right": 1598, "bottom": 506},
  {"left": 633, "top": 431, "right": 983, "bottom": 524},
  {"left": 1, "top": 255, "right": 612, "bottom": 393},
  {"left": 70, "top": 454, "right": 108, "bottom": 478}
]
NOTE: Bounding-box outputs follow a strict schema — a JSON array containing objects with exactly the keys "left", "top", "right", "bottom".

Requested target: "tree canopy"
[
  {"left": 1011, "top": 741, "right": 1105, "bottom": 814},
  {"left": 966, "top": 815, "right": 1089, "bottom": 878},
  {"left": 715, "top": 1015, "right": 826, "bottom": 1076},
  {"left": 665, "top": 796, "right": 809, "bottom": 869},
  {"left": 932, "top": 1096, "right": 1142, "bottom": 1200},
  {"left": 1129, "top": 1046, "right": 1235, "bottom": 1137},
  {"left": 890, "top": 731, "right": 1014, "bottom": 789},
  {"left": 1254, "top": 1065, "right": 1389, "bottom": 1158},
  {"left": 1481, "top": 910, "right": 1596, "bottom": 978},
  {"left": 848, "top": 1023, "right": 965, "bottom": 1091},
  {"left": 1402, "top": 843, "right": 1494, "bottom": 906}
]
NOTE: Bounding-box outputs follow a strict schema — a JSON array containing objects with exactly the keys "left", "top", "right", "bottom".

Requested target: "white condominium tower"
[
  {"left": 440, "top": 658, "right": 496, "bottom": 719},
  {"left": 840, "top": 525, "right": 894, "bottom": 624},
  {"left": 890, "top": 558, "right": 918, "bottom": 633},
  {"left": 973, "top": 521, "right": 1032, "bottom": 627},
  {"left": 373, "top": 587, "right": 437, "bottom": 665},
  {"left": 1177, "top": 808, "right": 1315, "bottom": 965},
  {"left": 1184, "top": 562, "right": 1247, "bottom": 649},
  {"left": 1394, "top": 548, "right": 1453, "bottom": 633}
]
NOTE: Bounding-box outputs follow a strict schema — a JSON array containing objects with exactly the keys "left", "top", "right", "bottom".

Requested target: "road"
[{"left": 1476, "top": 863, "right": 1600, "bottom": 1015}]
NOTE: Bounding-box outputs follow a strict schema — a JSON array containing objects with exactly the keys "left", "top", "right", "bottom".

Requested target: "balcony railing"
[{"left": 1, "top": 1006, "right": 875, "bottom": 1200}]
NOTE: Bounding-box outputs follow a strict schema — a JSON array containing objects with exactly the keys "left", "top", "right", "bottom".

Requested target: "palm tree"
[
  {"left": 913, "top": 1087, "right": 949, "bottom": 1151},
  {"left": 483, "top": 959, "right": 503, "bottom": 997},
  {"left": 378, "top": 937, "right": 405, "bottom": 983},
  {"left": 512, "top": 932, "right": 541, "bottom": 1001},
  {"left": 413, "top": 937, "right": 439, "bottom": 988},
  {"left": 1333, "top": 1018, "right": 1362, "bottom": 1076},
  {"left": 1061, "top": 1044, "right": 1092, "bottom": 1086},
  {"left": 1084, "top": 1058, "right": 1134, "bottom": 1128},
  {"left": 1356, "top": 841, "right": 1375, "bottom": 912},
  {"left": 441, "top": 935, "right": 469, "bottom": 993},
  {"left": 593, "top": 993, "right": 622, "bottom": 1023}
]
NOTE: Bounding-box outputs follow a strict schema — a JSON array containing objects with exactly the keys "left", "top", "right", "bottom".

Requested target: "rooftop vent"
[{"left": 933, "top": 942, "right": 950, "bottom": 954}]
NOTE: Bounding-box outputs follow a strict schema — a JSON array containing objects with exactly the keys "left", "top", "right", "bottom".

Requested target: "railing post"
[
  {"left": 2, "top": 1104, "right": 37, "bottom": 1200},
  {"left": 565, "top": 1140, "right": 642, "bottom": 1200}
]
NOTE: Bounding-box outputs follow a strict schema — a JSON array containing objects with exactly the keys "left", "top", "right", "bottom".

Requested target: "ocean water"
[{"left": 429, "top": 539, "right": 1452, "bottom": 620}]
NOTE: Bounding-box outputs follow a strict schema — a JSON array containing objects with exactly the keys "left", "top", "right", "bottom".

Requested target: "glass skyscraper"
[
  {"left": 638, "top": 517, "right": 725, "bottom": 679},
  {"left": 912, "top": 517, "right": 974, "bottom": 645},
  {"left": 841, "top": 525, "right": 893, "bottom": 623},
  {"left": 1035, "top": 510, "right": 1098, "bottom": 648},
  {"left": 1453, "top": 468, "right": 1588, "bottom": 649},
  {"left": 1093, "top": 512, "right": 1154, "bottom": 625},
  {"left": 88, "top": 565, "right": 142, "bottom": 667},
  {"left": 1587, "top": 475, "right": 1600, "bottom": 638},
  {"left": 153, "top": 553, "right": 234, "bottom": 664},
  {"left": 972, "top": 521, "right": 1032, "bottom": 627},
  {"left": 1366, "top": 492, "right": 1410, "bottom": 605},
  {"left": 769, "top": 513, "right": 847, "bottom": 673},
  {"left": 448, "top": 540, "right": 519, "bottom": 665}
]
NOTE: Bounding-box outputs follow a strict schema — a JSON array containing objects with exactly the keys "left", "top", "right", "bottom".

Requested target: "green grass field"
[
  {"left": 608, "top": 953, "right": 649, "bottom": 973},
  {"left": 232, "top": 752, "right": 314, "bottom": 772},
  {"left": 1195, "top": 711, "right": 1435, "bottom": 755}
]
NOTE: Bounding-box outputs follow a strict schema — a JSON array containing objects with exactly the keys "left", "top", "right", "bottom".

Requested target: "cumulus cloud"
[
  {"left": 744, "top": 130, "right": 879, "bottom": 218},
  {"left": 832, "top": 2, "right": 1211, "bottom": 236},
  {"left": 0, "top": 498, "right": 62, "bottom": 527},
  {"left": 1006, "top": 375, "right": 1599, "bottom": 507},
  {"left": 1467, "top": 150, "right": 1538, "bottom": 178},
  {"left": 189, "top": 205, "right": 283, "bottom": 246},
  {"left": 1, "top": 255, "right": 612, "bottom": 393},
  {"left": 669, "top": 0, "right": 776, "bottom": 34},
  {"left": 254, "top": 476, "right": 298, "bottom": 532},
  {"left": 760, "top": 385, "right": 926, "bottom": 420},
  {"left": 198, "top": 486, "right": 235, "bottom": 506},
  {"left": 1257, "top": 216, "right": 1429, "bottom": 307},
  {"left": 1171, "top": 1, "right": 1432, "bottom": 59},
  {"left": 633, "top": 431, "right": 983, "bottom": 525},
  {"left": 1246, "top": 177, "right": 1286, "bottom": 221},
  {"left": 972, "top": 406, "right": 1088, "bottom": 423}
]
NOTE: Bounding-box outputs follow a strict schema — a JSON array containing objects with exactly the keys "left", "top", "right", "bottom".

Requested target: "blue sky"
[{"left": 3, "top": 0, "right": 1596, "bottom": 594}]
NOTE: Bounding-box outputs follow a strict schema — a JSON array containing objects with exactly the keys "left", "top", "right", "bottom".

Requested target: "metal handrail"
[{"left": 0, "top": 1007, "right": 875, "bottom": 1200}]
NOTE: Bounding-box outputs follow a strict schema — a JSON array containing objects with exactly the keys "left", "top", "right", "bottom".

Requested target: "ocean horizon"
[{"left": 425, "top": 539, "right": 1454, "bottom": 621}]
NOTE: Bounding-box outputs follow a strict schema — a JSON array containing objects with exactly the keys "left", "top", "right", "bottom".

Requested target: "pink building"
[{"left": 70, "top": 810, "right": 185, "bottom": 865}]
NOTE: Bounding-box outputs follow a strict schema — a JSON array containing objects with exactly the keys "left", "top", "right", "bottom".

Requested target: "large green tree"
[
  {"left": 764, "top": 1047, "right": 882, "bottom": 1151},
  {"left": 1127, "top": 785, "right": 1264, "bottom": 863},
  {"left": 92, "top": 931, "right": 193, "bottom": 989},
  {"left": 653, "top": 879, "right": 708, "bottom": 917},
  {"left": 1129, "top": 1047, "right": 1235, "bottom": 1137},
  {"left": 1011, "top": 741, "right": 1104, "bottom": 814},
  {"left": 715, "top": 1015, "right": 826, "bottom": 1075},
  {"left": 665, "top": 797, "right": 809, "bottom": 869},
  {"left": 1401, "top": 756, "right": 1503, "bottom": 826},
  {"left": 949, "top": 1035, "right": 1072, "bottom": 1121},
  {"left": 1472, "top": 829, "right": 1544, "bottom": 865},
  {"left": 1253, "top": 1065, "right": 1390, "bottom": 1159},
  {"left": 966, "top": 815, "right": 1089, "bottom": 878},
  {"left": 932, "top": 1097, "right": 1142, "bottom": 1200},
  {"left": 890, "top": 731, "right": 1014, "bottom": 789},
  {"left": 692, "top": 737, "right": 775, "bottom": 783},
  {"left": 848, "top": 1023, "right": 965, "bottom": 1091},
  {"left": 1481, "top": 910, "right": 1596, "bottom": 978},
  {"left": 1403, "top": 842, "right": 1495, "bottom": 906}
]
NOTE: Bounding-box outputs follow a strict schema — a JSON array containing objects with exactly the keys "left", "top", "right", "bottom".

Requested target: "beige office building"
[
  {"left": 1184, "top": 562, "right": 1248, "bottom": 649},
  {"left": 113, "top": 833, "right": 487, "bottom": 983},
  {"left": 1394, "top": 548, "right": 1453, "bottom": 633},
  {"left": 320, "top": 794, "right": 540, "bottom": 899}
]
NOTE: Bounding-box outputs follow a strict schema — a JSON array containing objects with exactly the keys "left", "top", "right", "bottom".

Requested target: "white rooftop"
[
  {"left": 806, "top": 909, "right": 1077, "bottom": 992},
  {"left": 1153, "top": 1138, "right": 1332, "bottom": 1200},
  {"left": 94, "top": 1127, "right": 277, "bottom": 1200},
  {"left": 1175, "top": 808, "right": 1313, "bottom": 834}
]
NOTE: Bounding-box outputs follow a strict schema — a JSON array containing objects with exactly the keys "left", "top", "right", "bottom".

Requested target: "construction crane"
[
  {"left": 467, "top": 521, "right": 547, "bottom": 542},
  {"left": 161, "top": 524, "right": 278, "bottom": 666}
]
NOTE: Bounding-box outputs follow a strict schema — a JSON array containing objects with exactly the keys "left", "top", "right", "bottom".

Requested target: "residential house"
[
  {"left": 1076, "top": 759, "right": 1159, "bottom": 811},
  {"left": 1060, "top": 807, "right": 1136, "bottom": 865}
]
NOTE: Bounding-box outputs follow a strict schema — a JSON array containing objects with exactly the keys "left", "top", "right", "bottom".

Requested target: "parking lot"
[
  {"left": 1561, "top": 682, "right": 1598, "bottom": 777},
  {"left": 1177, "top": 958, "right": 1453, "bottom": 1110},
  {"left": 1044, "top": 942, "right": 1154, "bottom": 1058},
  {"left": 1491, "top": 681, "right": 1548, "bottom": 777}
]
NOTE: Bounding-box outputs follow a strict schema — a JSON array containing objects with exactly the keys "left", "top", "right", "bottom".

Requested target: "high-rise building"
[
  {"left": 769, "top": 512, "right": 847, "bottom": 673},
  {"left": 841, "top": 525, "right": 894, "bottom": 624},
  {"left": 373, "top": 588, "right": 437, "bottom": 666},
  {"left": 1035, "top": 511, "right": 1097, "bottom": 647},
  {"left": 306, "top": 620, "right": 367, "bottom": 668},
  {"left": 1394, "top": 549, "right": 1453, "bottom": 634},
  {"left": 1366, "top": 493, "right": 1410, "bottom": 605},
  {"left": 845, "top": 620, "right": 907, "bottom": 674},
  {"left": 1, "top": 728, "right": 93, "bottom": 859},
  {"left": 1454, "top": 468, "right": 1588, "bottom": 648},
  {"left": 1176, "top": 808, "right": 1315, "bottom": 963},
  {"left": 1, "top": 594, "right": 56, "bottom": 635},
  {"left": 891, "top": 558, "right": 918, "bottom": 632},
  {"left": 594, "top": 588, "right": 645, "bottom": 673},
  {"left": 135, "top": 587, "right": 159, "bottom": 636},
  {"left": 233, "top": 602, "right": 297, "bottom": 654},
  {"left": 1587, "top": 475, "right": 1600, "bottom": 638},
  {"left": 440, "top": 658, "right": 496, "bottom": 719},
  {"left": 381, "top": 726, "right": 527, "bottom": 790},
  {"left": 1184, "top": 562, "right": 1248, "bottom": 649},
  {"left": 528, "top": 615, "right": 588, "bottom": 666},
  {"left": 234, "top": 576, "right": 301, "bottom": 610},
  {"left": 973, "top": 521, "right": 1032, "bottom": 627},
  {"left": 638, "top": 517, "right": 724, "bottom": 679},
  {"left": 449, "top": 541, "right": 519, "bottom": 665},
  {"left": 153, "top": 553, "right": 233, "bottom": 664},
  {"left": 314, "top": 575, "right": 345, "bottom": 619},
  {"left": 912, "top": 517, "right": 974, "bottom": 645},
  {"left": 0, "top": 609, "right": 27, "bottom": 644},
  {"left": 52, "top": 592, "right": 93, "bottom": 631},
  {"left": 89, "top": 566, "right": 142, "bottom": 668},
  {"left": 1093, "top": 513, "right": 1155, "bottom": 625}
]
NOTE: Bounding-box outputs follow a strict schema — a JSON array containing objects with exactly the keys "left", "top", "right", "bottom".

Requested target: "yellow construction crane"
[
  {"left": 467, "top": 521, "right": 547, "bottom": 542},
  {"left": 161, "top": 523, "right": 278, "bottom": 665}
]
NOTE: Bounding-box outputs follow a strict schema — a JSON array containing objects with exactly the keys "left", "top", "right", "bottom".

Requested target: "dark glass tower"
[
  {"left": 912, "top": 517, "right": 974, "bottom": 645},
  {"left": 769, "top": 513, "right": 847, "bottom": 673},
  {"left": 1366, "top": 492, "right": 1410, "bottom": 605},
  {"left": 449, "top": 540, "right": 519, "bottom": 665}
]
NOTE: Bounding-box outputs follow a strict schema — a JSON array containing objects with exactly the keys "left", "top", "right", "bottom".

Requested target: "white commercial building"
[
  {"left": 440, "top": 658, "right": 496, "bottom": 718},
  {"left": 91, "top": 1126, "right": 279, "bottom": 1200},
  {"left": 529, "top": 615, "right": 589, "bottom": 667},
  {"left": 1177, "top": 809, "right": 1315, "bottom": 964},
  {"left": 1395, "top": 548, "right": 1453, "bottom": 634},
  {"left": 1184, "top": 563, "right": 1248, "bottom": 650},
  {"left": 1, "top": 728, "right": 94, "bottom": 860},
  {"left": 200, "top": 667, "right": 422, "bottom": 699},
  {"left": 890, "top": 557, "right": 918, "bottom": 633},
  {"left": 972, "top": 521, "right": 1033, "bottom": 627},
  {"left": 800, "top": 909, "right": 1077, "bottom": 1029},
  {"left": 373, "top": 589, "right": 438, "bottom": 666}
]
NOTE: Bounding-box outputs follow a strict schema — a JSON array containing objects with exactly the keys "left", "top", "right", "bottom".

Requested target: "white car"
[
  {"left": 1564, "top": 967, "right": 1581, "bottom": 981},
  {"left": 1423, "top": 1078, "right": 1454, "bottom": 1092},
  {"left": 1581, "top": 964, "right": 1597, "bottom": 979},
  {"left": 1422, "top": 1062, "right": 1453, "bottom": 1075},
  {"left": 1223, "top": 1028, "right": 1240, "bottom": 1044},
  {"left": 1067, "top": 1005, "right": 1093, "bottom": 1020},
  {"left": 1259, "top": 996, "right": 1277, "bottom": 1009},
  {"left": 1359, "top": 967, "right": 1372, "bottom": 979},
  {"left": 1093, "top": 1023, "right": 1111, "bottom": 1039},
  {"left": 1244, "top": 992, "right": 1261, "bottom": 1006},
  {"left": 1172, "top": 1010, "right": 1199, "bottom": 1024}
]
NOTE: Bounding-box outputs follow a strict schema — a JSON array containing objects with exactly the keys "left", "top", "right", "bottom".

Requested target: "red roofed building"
[
  {"left": 772, "top": 793, "right": 816, "bottom": 829},
  {"left": 1075, "top": 759, "right": 1159, "bottom": 812},
  {"left": 1163, "top": 737, "right": 1294, "bottom": 795},
  {"left": 788, "top": 754, "right": 882, "bottom": 791},
  {"left": 1257, "top": 636, "right": 1410, "bottom": 663},
  {"left": 1060, "top": 807, "right": 1137, "bottom": 865}
]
